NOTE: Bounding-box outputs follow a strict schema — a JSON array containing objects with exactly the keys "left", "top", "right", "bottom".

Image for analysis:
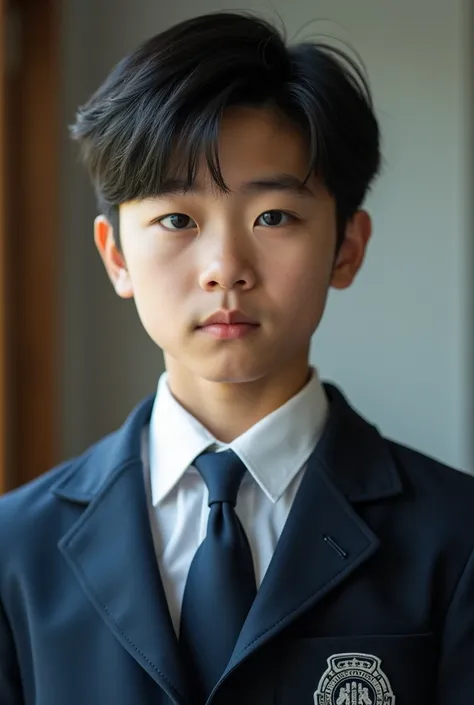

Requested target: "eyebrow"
[{"left": 153, "top": 173, "right": 316, "bottom": 199}]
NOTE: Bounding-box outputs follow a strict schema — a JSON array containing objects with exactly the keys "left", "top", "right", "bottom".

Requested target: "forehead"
[
  {"left": 211, "top": 106, "right": 312, "bottom": 186},
  {"left": 163, "top": 105, "right": 314, "bottom": 194}
]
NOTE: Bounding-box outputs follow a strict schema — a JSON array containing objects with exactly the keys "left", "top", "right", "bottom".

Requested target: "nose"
[{"left": 198, "top": 230, "right": 257, "bottom": 292}]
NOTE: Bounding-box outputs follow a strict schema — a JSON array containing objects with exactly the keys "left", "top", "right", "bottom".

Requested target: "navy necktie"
[{"left": 179, "top": 449, "right": 257, "bottom": 701}]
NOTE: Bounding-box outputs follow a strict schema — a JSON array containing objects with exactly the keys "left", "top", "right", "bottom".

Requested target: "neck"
[{"left": 164, "top": 357, "right": 312, "bottom": 443}]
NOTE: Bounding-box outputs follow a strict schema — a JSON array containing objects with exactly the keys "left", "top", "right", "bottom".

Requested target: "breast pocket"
[{"left": 275, "top": 633, "right": 436, "bottom": 705}]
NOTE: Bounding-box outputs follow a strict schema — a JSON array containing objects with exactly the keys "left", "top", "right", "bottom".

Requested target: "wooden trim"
[
  {"left": 2, "top": 0, "right": 60, "bottom": 491},
  {"left": 0, "top": 0, "right": 7, "bottom": 494}
]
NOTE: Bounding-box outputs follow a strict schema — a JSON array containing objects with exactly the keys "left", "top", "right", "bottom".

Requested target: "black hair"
[{"left": 70, "top": 12, "right": 381, "bottom": 249}]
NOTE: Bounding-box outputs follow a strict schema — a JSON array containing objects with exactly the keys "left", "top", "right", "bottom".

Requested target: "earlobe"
[
  {"left": 114, "top": 268, "right": 134, "bottom": 298},
  {"left": 330, "top": 210, "right": 372, "bottom": 290},
  {"left": 94, "top": 215, "right": 134, "bottom": 299}
]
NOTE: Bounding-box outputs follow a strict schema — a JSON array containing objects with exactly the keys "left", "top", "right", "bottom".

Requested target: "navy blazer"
[{"left": 1, "top": 384, "right": 474, "bottom": 705}]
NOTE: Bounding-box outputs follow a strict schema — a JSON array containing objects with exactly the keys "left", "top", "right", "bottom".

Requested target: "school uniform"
[{"left": 1, "top": 371, "right": 474, "bottom": 705}]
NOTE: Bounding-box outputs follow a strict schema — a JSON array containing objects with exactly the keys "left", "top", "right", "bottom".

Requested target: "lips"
[{"left": 198, "top": 310, "right": 259, "bottom": 328}]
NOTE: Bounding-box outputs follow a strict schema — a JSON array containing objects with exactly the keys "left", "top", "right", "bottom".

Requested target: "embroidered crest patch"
[{"left": 314, "top": 652, "right": 395, "bottom": 704}]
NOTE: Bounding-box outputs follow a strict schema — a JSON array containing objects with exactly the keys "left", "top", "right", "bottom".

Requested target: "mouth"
[{"left": 196, "top": 309, "right": 260, "bottom": 340}]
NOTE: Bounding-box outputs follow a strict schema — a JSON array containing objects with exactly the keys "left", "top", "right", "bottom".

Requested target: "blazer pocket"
[{"left": 275, "top": 633, "right": 436, "bottom": 705}]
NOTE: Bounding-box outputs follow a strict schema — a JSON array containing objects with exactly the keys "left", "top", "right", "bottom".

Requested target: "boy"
[{"left": 1, "top": 11, "right": 473, "bottom": 705}]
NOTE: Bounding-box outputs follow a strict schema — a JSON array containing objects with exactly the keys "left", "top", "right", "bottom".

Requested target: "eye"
[
  {"left": 157, "top": 213, "right": 197, "bottom": 231},
  {"left": 255, "top": 210, "right": 297, "bottom": 227}
]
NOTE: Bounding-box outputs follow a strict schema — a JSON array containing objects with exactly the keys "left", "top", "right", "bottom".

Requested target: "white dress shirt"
[{"left": 142, "top": 368, "right": 328, "bottom": 635}]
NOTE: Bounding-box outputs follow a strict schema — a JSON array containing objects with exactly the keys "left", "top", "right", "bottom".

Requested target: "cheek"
[
  {"left": 289, "top": 275, "right": 331, "bottom": 334},
  {"left": 126, "top": 236, "right": 192, "bottom": 299},
  {"left": 268, "top": 246, "right": 333, "bottom": 320},
  {"left": 125, "top": 250, "right": 191, "bottom": 339}
]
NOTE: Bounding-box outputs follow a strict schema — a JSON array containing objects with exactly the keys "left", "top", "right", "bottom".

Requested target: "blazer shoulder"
[
  {"left": 388, "top": 439, "right": 474, "bottom": 516},
  {"left": 0, "top": 393, "right": 153, "bottom": 549},
  {"left": 0, "top": 431, "right": 117, "bottom": 535}
]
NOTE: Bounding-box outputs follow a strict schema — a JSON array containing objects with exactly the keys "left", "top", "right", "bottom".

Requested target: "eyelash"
[{"left": 155, "top": 210, "right": 299, "bottom": 232}]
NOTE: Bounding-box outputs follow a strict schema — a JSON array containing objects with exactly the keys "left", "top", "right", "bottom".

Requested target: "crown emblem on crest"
[{"left": 335, "top": 657, "right": 373, "bottom": 671}]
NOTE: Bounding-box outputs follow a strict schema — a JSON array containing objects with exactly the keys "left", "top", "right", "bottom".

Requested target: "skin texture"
[{"left": 95, "top": 107, "right": 372, "bottom": 441}]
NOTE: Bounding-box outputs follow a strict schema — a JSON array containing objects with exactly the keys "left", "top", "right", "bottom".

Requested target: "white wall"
[{"left": 59, "top": 0, "right": 473, "bottom": 471}]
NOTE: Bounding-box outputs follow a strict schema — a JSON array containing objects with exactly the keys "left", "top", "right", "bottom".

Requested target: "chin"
[{"left": 197, "top": 359, "right": 268, "bottom": 385}]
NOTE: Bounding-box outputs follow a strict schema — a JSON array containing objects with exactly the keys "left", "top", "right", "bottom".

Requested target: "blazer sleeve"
[
  {"left": 437, "top": 546, "right": 474, "bottom": 701},
  {"left": 0, "top": 598, "right": 23, "bottom": 704}
]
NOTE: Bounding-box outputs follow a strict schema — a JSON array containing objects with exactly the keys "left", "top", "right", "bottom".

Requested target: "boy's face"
[{"left": 95, "top": 107, "right": 371, "bottom": 388}]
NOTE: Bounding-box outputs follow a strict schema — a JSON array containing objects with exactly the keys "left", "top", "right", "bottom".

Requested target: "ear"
[
  {"left": 330, "top": 210, "right": 372, "bottom": 290},
  {"left": 94, "top": 215, "right": 134, "bottom": 299}
]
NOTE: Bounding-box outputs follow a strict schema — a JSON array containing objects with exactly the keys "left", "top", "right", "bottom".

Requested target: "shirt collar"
[{"left": 149, "top": 368, "right": 328, "bottom": 506}]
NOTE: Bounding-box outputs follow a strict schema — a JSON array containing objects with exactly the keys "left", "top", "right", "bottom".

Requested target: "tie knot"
[{"left": 193, "top": 450, "right": 246, "bottom": 506}]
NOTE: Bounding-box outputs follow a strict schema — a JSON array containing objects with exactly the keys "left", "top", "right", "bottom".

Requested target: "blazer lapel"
[
  {"left": 219, "top": 383, "right": 403, "bottom": 685},
  {"left": 222, "top": 455, "right": 380, "bottom": 681},
  {"left": 54, "top": 396, "right": 192, "bottom": 705}
]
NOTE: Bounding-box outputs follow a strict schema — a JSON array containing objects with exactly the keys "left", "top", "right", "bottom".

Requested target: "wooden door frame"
[
  {"left": 1, "top": 0, "right": 59, "bottom": 492},
  {"left": 0, "top": 0, "right": 7, "bottom": 493}
]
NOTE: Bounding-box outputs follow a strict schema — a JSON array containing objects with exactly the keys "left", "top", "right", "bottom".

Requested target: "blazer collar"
[{"left": 317, "top": 383, "right": 403, "bottom": 503}]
